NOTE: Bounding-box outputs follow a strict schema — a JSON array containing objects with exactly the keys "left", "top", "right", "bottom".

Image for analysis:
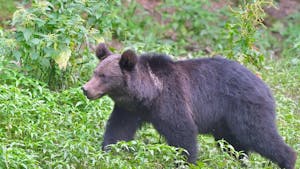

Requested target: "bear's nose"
[{"left": 81, "top": 87, "right": 88, "bottom": 95}]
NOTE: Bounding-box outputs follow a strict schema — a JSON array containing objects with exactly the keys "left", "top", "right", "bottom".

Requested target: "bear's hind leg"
[
  {"left": 228, "top": 118, "right": 296, "bottom": 169},
  {"left": 249, "top": 131, "right": 296, "bottom": 169},
  {"left": 213, "top": 122, "right": 249, "bottom": 159},
  {"left": 216, "top": 136, "right": 249, "bottom": 160}
]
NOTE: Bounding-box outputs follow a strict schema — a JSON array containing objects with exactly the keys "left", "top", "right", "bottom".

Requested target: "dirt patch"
[
  {"left": 206, "top": 0, "right": 233, "bottom": 11},
  {"left": 263, "top": 0, "right": 300, "bottom": 58},
  {"left": 136, "top": 0, "right": 163, "bottom": 23},
  {"left": 107, "top": 39, "right": 124, "bottom": 52},
  {"left": 136, "top": 0, "right": 161, "bottom": 12},
  {"left": 265, "top": 0, "right": 300, "bottom": 19}
]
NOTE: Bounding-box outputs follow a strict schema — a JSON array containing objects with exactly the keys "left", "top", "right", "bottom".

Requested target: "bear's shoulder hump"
[{"left": 140, "top": 53, "right": 173, "bottom": 69}]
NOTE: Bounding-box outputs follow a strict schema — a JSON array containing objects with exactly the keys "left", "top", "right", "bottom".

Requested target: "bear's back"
[
  {"left": 176, "top": 57, "right": 273, "bottom": 104},
  {"left": 139, "top": 54, "right": 274, "bottom": 107}
]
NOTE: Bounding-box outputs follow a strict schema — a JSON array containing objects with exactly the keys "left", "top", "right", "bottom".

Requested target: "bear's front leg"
[
  {"left": 102, "top": 105, "right": 142, "bottom": 150},
  {"left": 151, "top": 111, "right": 198, "bottom": 163}
]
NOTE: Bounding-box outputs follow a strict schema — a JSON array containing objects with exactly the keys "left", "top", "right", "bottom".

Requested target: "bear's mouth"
[{"left": 86, "top": 93, "right": 105, "bottom": 100}]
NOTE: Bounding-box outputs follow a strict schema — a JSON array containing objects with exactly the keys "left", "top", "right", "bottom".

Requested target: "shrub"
[
  {"left": 220, "top": 0, "right": 274, "bottom": 68},
  {"left": 10, "top": 0, "right": 120, "bottom": 90}
]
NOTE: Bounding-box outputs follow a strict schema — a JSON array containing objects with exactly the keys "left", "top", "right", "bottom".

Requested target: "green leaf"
[
  {"left": 13, "top": 51, "right": 22, "bottom": 60},
  {"left": 22, "top": 29, "right": 33, "bottom": 42},
  {"left": 54, "top": 48, "right": 72, "bottom": 70},
  {"left": 41, "top": 58, "right": 50, "bottom": 68},
  {"left": 31, "top": 52, "right": 39, "bottom": 60},
  {"left": 290, "top": 58, "right": 300, "bottom": 65},
  {"left": 30, "top": 38, "right": 40, "bottom": 45}
]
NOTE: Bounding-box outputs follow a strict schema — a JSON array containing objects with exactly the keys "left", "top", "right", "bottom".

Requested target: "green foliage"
[
  {"left": 158, "top": 0, "right": 221, "bottom": 57},
  {"left": 160, "top": 0, "right": 221, "bottom": 54},
  {"left": 103, "top": 1, "right": 175, "bottom": 55},
  {"left": 160, "top": 0, "right": 274, "bottom": 67},
  {"left": 1, "top": 0, "right": 277, "bottom": 89},
  {"left": 0, "top": 29, "right": 16, "bottom": 57},
  {"left": 9, "top": 0, "right": 120, "bottom": 89},
  {"left": 0, "top": 0, "right": 16, "bottom": 25},
  {"left": 278, "top": 13, "right": 300, "bottom": 59},
  {"left": 103, "top": 141, "right": 187, "bottom": 168},
  {"left": 220, "top": 0, "right": 274, "bottom": 67}
]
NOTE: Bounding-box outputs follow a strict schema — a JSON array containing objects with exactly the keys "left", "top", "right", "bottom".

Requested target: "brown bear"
[{"left": 82, "top": 43, "right": 296, "bottom": 169}]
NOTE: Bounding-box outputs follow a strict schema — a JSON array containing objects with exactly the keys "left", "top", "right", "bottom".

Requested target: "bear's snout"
[
  {"left": 81, "top": 85, "right": 105, "bottom": 100},
  {"left": 81, "top": 87, "right": 88, "bottom": 96},
  {"left": 81, "top": 86, "right": 94, "bottom": 99}
]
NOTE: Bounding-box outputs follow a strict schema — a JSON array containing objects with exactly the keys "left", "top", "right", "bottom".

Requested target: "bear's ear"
[
  {"left": 95, "top": 43, "right": 112, "bottom": 60},
  {"left": 119, "top": 49, "right": 137, "bottom": 71}
]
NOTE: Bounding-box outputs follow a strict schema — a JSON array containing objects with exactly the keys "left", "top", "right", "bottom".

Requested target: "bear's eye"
[{"left": 99, "top": 74, "right": 106, "bottom": 78}]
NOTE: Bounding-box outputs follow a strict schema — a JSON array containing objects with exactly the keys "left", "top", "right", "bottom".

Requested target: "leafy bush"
[
  {"left": 220, "top": 0, "right": 274, "bottom": 67},
  {"left": 0, "top": 0, "right": 16, "bottom": 24},
  {"left": 2, "top": 0, "right": 276, "bottom": 90},
  {"left": 9, "top": 0, "right": 120, "bottom": 90},
  {"left": 0, "top": 29, "right": 16, "bottom": 57}
]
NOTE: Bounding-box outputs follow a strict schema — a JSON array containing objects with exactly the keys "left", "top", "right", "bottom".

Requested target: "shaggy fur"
[{"left": 82, "top": 43, "right": 297, "bottom": 169}]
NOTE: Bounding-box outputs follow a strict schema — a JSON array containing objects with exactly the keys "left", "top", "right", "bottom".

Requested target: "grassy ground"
[
  {"left": 0, "top": 0, "right": 299, "bottom": 168},
  {"left": 0, "top": 0, "right": 16, "bottom": 26}
]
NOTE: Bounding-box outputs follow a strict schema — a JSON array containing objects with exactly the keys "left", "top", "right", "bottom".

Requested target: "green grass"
[
  {"left": 0, "top": 74, "right": 185, "bottom": 168},
  {"left": 0, "top": 0, "right": 299, "bottom": 168}
]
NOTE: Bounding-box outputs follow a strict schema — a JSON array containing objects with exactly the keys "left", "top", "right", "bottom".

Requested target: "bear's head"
[{"left": 82, "top": 43, "right": 137, "bottom": 100}]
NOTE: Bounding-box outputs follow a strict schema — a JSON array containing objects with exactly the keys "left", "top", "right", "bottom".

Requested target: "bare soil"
[{"left": 265, "top": 0, "right": 300, "bottom": 19}]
